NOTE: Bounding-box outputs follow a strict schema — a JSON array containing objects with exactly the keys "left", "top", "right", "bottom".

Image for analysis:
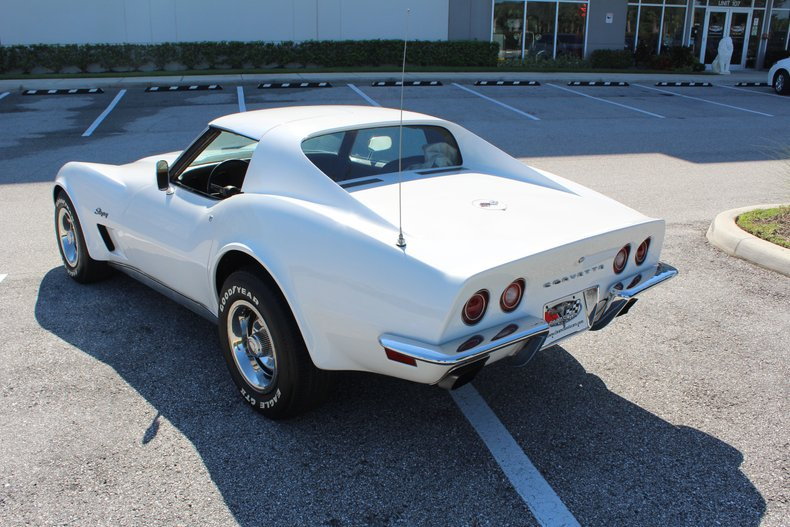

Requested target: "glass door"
[
  {"left": 702, "top": 10, "right": 728, "bottom": 65},
  {"left": 701, "top": 9, "right": 753, "bottom": 68},
  {"left": 728, "top": 10, "right": 752, "bottom": 67}
]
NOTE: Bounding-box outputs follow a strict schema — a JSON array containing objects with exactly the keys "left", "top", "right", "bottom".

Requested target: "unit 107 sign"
[{"left": 712, "top": 0, "right": 743, "bottom": 6}]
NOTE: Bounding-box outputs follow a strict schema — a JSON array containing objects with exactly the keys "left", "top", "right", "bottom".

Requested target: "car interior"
[
  {"left": 174, "top": 129, "right": 256, "bottom": 199},
  {"left": 302, "top": 125, "right": 462, "bottom": 185}
]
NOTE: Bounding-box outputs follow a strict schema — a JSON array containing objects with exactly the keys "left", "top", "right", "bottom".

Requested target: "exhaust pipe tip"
[
  {"left": 438, "top": 357, "right": 488, "bottom": 390},
  {"left": 507, "top": 332, "right": 548, "bottom": 368}
]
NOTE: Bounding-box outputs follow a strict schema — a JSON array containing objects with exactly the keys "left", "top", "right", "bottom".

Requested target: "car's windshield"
[
  {"left": 191, "top": 131, "right": 257, "bottom": 167},
  {"left": 301, "top": 125, "right": 462, "bottom": 184}
]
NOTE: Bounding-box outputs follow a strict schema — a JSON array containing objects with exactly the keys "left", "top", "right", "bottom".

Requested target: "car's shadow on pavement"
[{"left": 35, "top": 268, "right": 765, "bottom": 526}]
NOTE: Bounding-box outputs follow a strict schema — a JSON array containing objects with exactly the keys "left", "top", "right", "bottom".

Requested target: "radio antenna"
[{"left": 395, "top": 8, "right": 410, "bottom": 249}]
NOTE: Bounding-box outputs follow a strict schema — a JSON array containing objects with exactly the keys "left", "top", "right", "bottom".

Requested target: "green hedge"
[
  {"left": 0, "top": 40, "right": 499, "bottom": 73},
  {"left": 589, "top": 49, "right": 634, "bottom": 69}
]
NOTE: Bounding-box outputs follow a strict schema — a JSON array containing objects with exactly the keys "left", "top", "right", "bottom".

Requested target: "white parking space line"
[
  {"left": 634, "top": 84, "right": 774, "bottom": 117},
  {"left": 347, "top": 83, "right": 381, "bottom": 107},
  {"left": 452, "top": 83, "right": 540, "bottom": 121},
  {"left": 452, "top": 385, "right": 581, "bottom": 527},
  {"left": 717, "top": 84, "right": 789, "bottom": 100},
  {"left": 82, "top": 89, "right": 127, "bottom": 137},
  {"left": 237, "top": 86, "right": 246, "bottom": 112},
  {"left": 349, "top": 88, "right": 571, "bottom": 523},
  {"left": 547, "top": 83, "right": 665, "bottom": 119},
  {"left": 0, "top": 92, "right": 9, "bottom": 101},
  {"left": 0, "top": 274, "right": 6, "bottom": 283}
]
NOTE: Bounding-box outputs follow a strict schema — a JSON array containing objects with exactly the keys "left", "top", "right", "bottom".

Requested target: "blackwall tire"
[
  {"left": 218, "top": 268, "right": 332, "bottom": 419},
  {"left": 774, "top": 70, "right": 789, "bottom": 95},
  {"left": 54, "top": 192, "right": 109, "bottom": 283}
]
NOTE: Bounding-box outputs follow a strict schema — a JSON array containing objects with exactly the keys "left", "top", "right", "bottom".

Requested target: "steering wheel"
[{"left": 207, "top": 159, "right": 249, "bottom": 196}]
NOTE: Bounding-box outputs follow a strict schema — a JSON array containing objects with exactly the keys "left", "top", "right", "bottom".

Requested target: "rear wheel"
[
  {"left": 218, "top": 268, "right": 332, "bottom": 419},
  {"left": 774, "top": 70, "right": 789, "bottom": 95},
  {"left": 54, "top": 192, "right": 109, "bottom": 283}
]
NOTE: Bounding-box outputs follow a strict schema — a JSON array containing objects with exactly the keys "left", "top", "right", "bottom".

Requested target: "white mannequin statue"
[{"left": 711, "top": 36, "right": 733, "bottom": 74}]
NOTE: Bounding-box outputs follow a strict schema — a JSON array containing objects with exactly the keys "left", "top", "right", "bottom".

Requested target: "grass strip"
[{"left": 736, "top": 206, "right": 790, "bottom": 249}]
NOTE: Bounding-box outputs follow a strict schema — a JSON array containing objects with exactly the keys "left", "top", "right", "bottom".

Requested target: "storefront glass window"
[
  {"left": 524, "top": 2, "right": 557, "bottom": 59},
  {"left": 493, "top": 0, "right": 525, "bottom": 59},
  {"left": 637, "top": 6, "right": 662, "bottom": 53},
  {"left": 745, "top": 9, "right": 764, "bottom": 67},
  {"left": 662, "top": 7, "right": 687, "bottom": 48},
  {"left": 690, "top": 7, "right": 706, "bottom": 57},
  {"left": 556, "top": 3, "right": 587, "bottom": 57},
  {"left": 625, "top": 5, "right": 639, "bottom": 50},
  {"left": 493, "top": 0, "right": 588, "bottom": 60}
]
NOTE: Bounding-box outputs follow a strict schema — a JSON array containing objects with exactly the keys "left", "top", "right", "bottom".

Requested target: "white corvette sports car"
[{"left": 53, "top": 105, "right": 676, "bottom": 418}]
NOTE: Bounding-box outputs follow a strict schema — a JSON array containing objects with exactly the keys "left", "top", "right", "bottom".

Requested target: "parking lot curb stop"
[
  {"left": 475, "top": 80, "right": 540, "bottom": 86},
  {"left": 24, "top": 88, "right": 103, "bottom": 95},
  {"left": 656, "top": 82, "right": 712, "bottom": 87},
  {"left": 568, "top": 81, "right": 628, "bottom": 87}
]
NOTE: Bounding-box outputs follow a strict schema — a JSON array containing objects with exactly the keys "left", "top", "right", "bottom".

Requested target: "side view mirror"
[{"left": 156, "top": 160, "right": 170, "bottom": 192}]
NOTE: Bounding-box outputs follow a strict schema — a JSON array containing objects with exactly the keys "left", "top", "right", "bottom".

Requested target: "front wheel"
[
  {"left": 218, "top": 269, "right": 332, "bottom": 419},
  {"left": 54, "top": 193, "right": 109, "bottom": 283},
  {"left": 774, "top": 70, "right": 789, "bottom": 95}
]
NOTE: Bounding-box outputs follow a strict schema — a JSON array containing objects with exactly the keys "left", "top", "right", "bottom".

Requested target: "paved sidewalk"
[{"left": 0, "top": 69, "right": 770, "bottom": 91}]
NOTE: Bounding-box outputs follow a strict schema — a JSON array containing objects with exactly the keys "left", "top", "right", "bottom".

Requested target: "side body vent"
[{"left": 96, "top": 224, "right": 115, "bottom": 252}]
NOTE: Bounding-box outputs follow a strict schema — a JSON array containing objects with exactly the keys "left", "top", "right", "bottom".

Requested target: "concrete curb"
[
  {"left": 706, "top": 204, "right": 790, "bottom": 277},
  {"left": 0, "top": 70, "right": 770, "bottom": 91}
]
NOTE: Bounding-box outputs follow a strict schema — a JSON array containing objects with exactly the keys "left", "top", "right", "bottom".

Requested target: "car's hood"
[{"left": 348, "top": 171, "right": 654, "bottom": 276}]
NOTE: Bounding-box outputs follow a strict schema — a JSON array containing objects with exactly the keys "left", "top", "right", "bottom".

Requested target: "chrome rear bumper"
[
  {"left": 589, "top": 261, "right": 678, "bottom": 331},
  {"left": 379, "top": 261, "right": 677, "bottom": 387}
]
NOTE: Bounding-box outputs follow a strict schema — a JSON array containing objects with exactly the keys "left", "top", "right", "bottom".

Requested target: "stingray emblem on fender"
[{"left": 94, "top": 208, "right": 109, "bottom": 218}]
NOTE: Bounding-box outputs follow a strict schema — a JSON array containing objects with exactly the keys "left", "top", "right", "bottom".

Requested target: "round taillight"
[
  {"left": 462, "top": 290, "right": 489, "bottom": 325},
  {"left": 500, "top": 278, "right": 525, "bottom": 312},
  {"left": 635, "top": 238, "right": 650, "bottom": 265},
  {"left": 613, "top": 245, "right": 630, "bottom": 274}
]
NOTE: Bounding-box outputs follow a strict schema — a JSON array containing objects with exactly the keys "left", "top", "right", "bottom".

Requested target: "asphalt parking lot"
[{"left": 0, "top": 77, "right": 788, "bottom": 526}]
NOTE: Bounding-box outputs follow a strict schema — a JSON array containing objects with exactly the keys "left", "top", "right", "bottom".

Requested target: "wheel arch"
[
  {"left": 213, "top": 247, "right": 314, "bottom": 357},
  {"left": 53, "top": 183, "right": 66, "bottom": 202},
  {"left": 215, "top": 249, "right": 284, "bottom": 301}
]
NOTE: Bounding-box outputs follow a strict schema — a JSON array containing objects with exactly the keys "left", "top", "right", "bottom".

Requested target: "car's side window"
[
  {"left": 174, "top": 128, "right": 258, "bottom": 198},
  {"left": 301, "top": 125, "right": 462, "bottom": 184}
]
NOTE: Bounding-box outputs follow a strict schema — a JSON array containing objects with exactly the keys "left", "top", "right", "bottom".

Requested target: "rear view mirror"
[
  {"left": 156, "top": 160, "right": 170, "bottom": 191},
  {"left": 367, "top": 136, "right": 392, "bottom": 152}
]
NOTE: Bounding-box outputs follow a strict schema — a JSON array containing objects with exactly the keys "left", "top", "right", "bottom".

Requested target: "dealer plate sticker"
[{"left": 543, "top": 292, "right": 589, "bottom": 346}]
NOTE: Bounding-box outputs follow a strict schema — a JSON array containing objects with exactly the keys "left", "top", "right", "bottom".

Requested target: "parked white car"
[
  {"left": 768, "top": 56, "right": 790, "bottom": 95},
  {"left": 53, "top": 105, "right": 676, "bottom": 418}
]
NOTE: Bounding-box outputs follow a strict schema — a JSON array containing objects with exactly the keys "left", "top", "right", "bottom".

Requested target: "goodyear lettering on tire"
[{"left": 219, "top": 285, "right": 260, "bottom": 313}]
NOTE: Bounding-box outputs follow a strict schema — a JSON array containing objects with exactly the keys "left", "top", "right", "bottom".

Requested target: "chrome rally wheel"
[
  {"left": 227, "top": 300, "right": 278, "bottom": 391},
  {"left": 57, "top": 206, "right": 79, "bottom": 267},
  {"left": 775, "top": 70, "right": 789, "bottom": 95}
]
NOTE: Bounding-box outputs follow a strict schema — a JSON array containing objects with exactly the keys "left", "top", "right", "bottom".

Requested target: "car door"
[
  {"left": 117, "top": 183, "right": 218, "bottom": 311},
  {"left": 116, "top": 128, "right": 257, "bottom": 312}
]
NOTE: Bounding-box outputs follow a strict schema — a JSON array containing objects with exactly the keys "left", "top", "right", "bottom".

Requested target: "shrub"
[
  {"left": 0, "top": 40, "right": 500, "bottom": 74},
  {"left": 589, "top": 49, "right": 634, "bottom": 69},
  {"left": 664, "top": 45, "right": 696, "bottom": 69},
  {"left": 148, "top": 43, "right": 178, "bottom": 70}
]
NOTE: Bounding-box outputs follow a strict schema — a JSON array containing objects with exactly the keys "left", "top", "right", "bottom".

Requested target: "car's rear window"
[{"left": 301, "top": 125, "right": 462, "bottom": 183}]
